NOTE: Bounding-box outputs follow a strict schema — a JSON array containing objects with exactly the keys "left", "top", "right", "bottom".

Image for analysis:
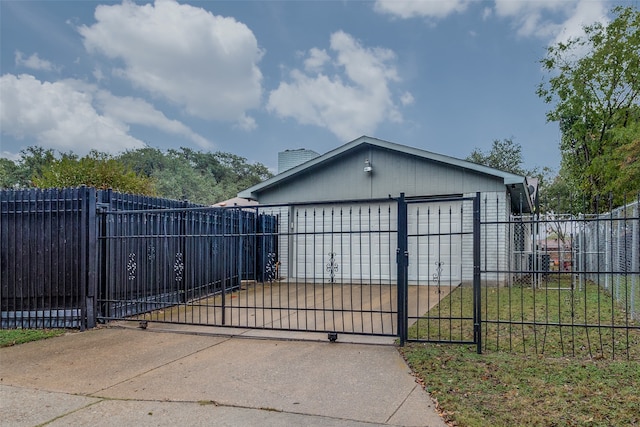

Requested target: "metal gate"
[
  {"left": 397, "top": 193, "right": 481, "bottom": 352},
  {"left": 97, "top": 206, "right": 276, "bottom": 321},
  {"left": 96, "top": 194, "right": 480, "bottom": 348}
]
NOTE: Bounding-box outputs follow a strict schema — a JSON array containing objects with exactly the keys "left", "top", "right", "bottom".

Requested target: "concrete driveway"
[
  {"left": 0, "top": 326, "right": 448, "bottom": 426},
  {"left": 140, "top": 282, "right": 453, "bottom": 335}
]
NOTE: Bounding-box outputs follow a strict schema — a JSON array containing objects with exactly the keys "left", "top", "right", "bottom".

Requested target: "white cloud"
[
  {"left": 400, "top": 91, "right": 415, "bottom": 106},
  {"left": 234, "top": 114, "right": 257, "bottom": 132},
  {"left": 93, "top": 67, "right": 105, "bottom": 82},
  {"left": 78, "top": 0, "right": 263, "bottom": 127},
  {"left": 0, "top": 73, "right": 211, "bottom": 155},
  {"left": 1, "top": 151, "right": 21, "bottom": 162},
  {"left": 0, "top": 74, "right": 144, "bottom": 154},
  {"left": 494, "top": 0, "right": 568, "bottom": 39},
  {"left": 493, "top": 0, "right": 608, "bottom": 44},
  {"left": 374, "top": 0, "right": 609, "bottom": 46},
  {"left": 267, "top": 31, "right": 403, "bottom": 141},
  {"left": 374, "top": 0, "right": 471, "bottom": 19},
  {"left": 550, "top": 0, "right": 609, "bottom": 46},
  {"left": 14, "top": 51, "right": 58, "bottom": 72},
  {"left": 93, "top": 91, "right": 213, "bottom": 149},
  {"left": 304, "top": 48, "right": 330, "bottom": 73}
]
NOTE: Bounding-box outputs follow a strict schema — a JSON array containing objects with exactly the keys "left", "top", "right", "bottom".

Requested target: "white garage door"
[
  {"left": 407, "top": 200, "right": 465, "bottom": 283},
  {"left": 289, "top": 198, "right": 469, "bottom": 284},
  {"left": 290, "top": 202, "right": 396, "bottom": 282}
]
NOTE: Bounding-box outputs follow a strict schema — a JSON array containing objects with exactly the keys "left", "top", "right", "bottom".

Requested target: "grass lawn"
[
  {"left": 0, "top": 329, "right": 66, "bottom": 347},
  {"left": 403, "top": 281, "right": 640, "bottom": 426},
  {"left": 401, "top": 344, "right": 640, "bottom": 427},
  {"left": 410, "top": 277, "right": 640, "bottom": 359}
]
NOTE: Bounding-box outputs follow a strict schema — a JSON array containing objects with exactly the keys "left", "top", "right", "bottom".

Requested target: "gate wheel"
[{"left": 328, "top": 332, "right": 338, "bottom": 342}]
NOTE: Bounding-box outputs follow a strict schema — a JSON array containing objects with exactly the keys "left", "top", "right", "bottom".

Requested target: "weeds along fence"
[
  {"left": 481, "top": 194, "right": 640, "bottom": 359},
  {"left": 1, "top": 187, "right": 276, "bottom": 329}
]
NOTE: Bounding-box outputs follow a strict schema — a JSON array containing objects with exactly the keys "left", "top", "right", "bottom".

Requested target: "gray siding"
[
  {"left": 477, "top": 191, "right": 509, "bottom": 285},
  {"left": 256, "top": 146, "right": 505, "bottom": 204}
]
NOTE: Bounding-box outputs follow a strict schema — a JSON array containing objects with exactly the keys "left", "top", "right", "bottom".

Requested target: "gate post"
[
  {"left": 473, "top": 192, "right": 482, "bottom": 354},
  {"left": 78, "top": 187, "right": 98, "bottom": 330},
  {"left": 85, "top": 188, "right": 97, "bottom": 329},
  {"left": 397, "top": 193, "right": 408, "bottom": 345}
]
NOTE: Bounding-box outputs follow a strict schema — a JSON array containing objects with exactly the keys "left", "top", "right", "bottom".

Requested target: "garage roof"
[{"left": 239, "top": 136, "right": 535, "bottom": 213}]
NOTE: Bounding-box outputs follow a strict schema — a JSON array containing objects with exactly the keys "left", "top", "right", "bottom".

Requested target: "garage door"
[
  {"left": 407, "top": 199, "right": 467, "bottom": 283},
  {"left": 289, "top": 198, "right": 471, "bottom": 284},
  {"left": 291, "top": 201, "right": 396, "bottom": 282}
]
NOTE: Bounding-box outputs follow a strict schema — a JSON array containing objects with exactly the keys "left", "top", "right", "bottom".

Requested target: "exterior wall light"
[{"left": 364, "top": 159, "right": 372, "bottom": 173}]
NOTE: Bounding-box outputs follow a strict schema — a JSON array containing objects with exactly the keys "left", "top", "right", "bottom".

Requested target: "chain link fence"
[
  {"left": 578, "top": 199, "right": 639, "bottom": 322},
  {"left": 509, "top": 199, "right": 639, "bottom": 322},
  {"left": 486, "top": 195, "right": 640, "bottom": 359}
]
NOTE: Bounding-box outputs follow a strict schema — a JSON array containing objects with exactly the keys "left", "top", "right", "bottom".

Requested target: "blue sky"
[{"left": 0, "top": 0, "right": 627, "bottom": 174}]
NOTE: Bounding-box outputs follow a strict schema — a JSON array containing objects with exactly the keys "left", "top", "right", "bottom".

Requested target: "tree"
[
  {"left": 3, "top": 145, "right": 272, "bottom": 204},
  {"left": 0, "top": 158, "right": 21, "bottom": 189},
  {"left": 466, "top": 138, "right": 527, "bottom": 175},
  {"left": 609, "top": 108, "right": 640, "bottom": 198},
  {"left": 0, "top": 146, "right": 57, "bottom": 188},
  {"left": 116, "top": 147, "right": 273, "bottom": 204},
  {"left": 540, "top": 170, "right": 580, "bottom": 213},
  {"left": 176, "top": 148, "right": 272, "bottom": 198},
  {"left": 151, "top": 149, "right": 224, "bottom": 204},
  {"left": 537, "top": 5, "right": 640, "bottom": 209},
  {"left": 118, "top": 147, "right": 169, "bottom": 177},
  {"left": 32, "top": 150, "right": 156, "bottom": 195}
]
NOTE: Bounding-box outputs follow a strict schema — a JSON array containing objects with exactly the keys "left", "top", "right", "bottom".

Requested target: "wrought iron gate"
[
  {"left": 8, "top": 187, "right": 639, "bottom": 359},
  {"left": 397, "top": 193, "right": 481, "bottom": 352},
  {"left": 97, "top": 206, "right": 276, "bottom": 322},
  {"left": 95, "top": 194, "right": 481, "bottom": 349}
]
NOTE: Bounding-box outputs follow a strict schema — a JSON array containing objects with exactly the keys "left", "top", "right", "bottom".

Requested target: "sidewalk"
[{"left": 0, "top": 325, "right": 447, "bottom": 426}]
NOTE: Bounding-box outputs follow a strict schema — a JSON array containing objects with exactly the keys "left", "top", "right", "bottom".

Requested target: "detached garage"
[{"left": 238, "top": 136, "right": 534, "bottom": 286}]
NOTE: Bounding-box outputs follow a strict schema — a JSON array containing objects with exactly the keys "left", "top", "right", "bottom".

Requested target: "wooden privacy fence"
[{"left": 1, "top": 187, "right": 276, "bottom": 329}]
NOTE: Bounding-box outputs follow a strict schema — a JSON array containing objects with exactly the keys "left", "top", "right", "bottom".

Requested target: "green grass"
[
  {"left": 401, "top": 344, "right": 640, "bottom": 427},
  {"left": 402, "top": 278, "right": 640, "bottom": 426},
  {"left": 409, "top": 276, "right": 640, "bottom": 359},
  {"left": 0, "top": 329, "right": 66, "bottom": 347}
]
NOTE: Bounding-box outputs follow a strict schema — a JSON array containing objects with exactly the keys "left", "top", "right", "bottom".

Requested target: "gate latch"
[{"left": 396, "top": 249, "right": 409, "bottom": 265}]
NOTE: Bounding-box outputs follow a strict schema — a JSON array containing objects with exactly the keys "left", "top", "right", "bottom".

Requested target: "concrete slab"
[
  {"left": 0, "top": 385, "right": 100, "bottom": 427},
  {"left": 125, "top": 321, "right": 397, "bottom": 345},
  {"left": 140, "top": 283, "right": 453, "bottom": 335},
  {"left": 387, "top": 383, "right": 443, "bottom": 427},
  {"left": 0, "top": 327, "right": 225, "bottom": 394},
  {"left": 95, "top": 335, "right": 445, "bottom": 426},
  {"left": 0, "top": 327, "right": 447, "bottom": 426},
  {"left": 44, "top": 399, "right": 389, "bottom": 427}
]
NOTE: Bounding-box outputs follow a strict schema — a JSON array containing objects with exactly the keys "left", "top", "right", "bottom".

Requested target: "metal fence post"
[
  {"left": 632, "top": 199, "right": 639, "bottom": 321},
  {"left": 85, "top": 188, "right": 97, "bottom": 329},
  {"left": 396, "top": 193, "right": 408, "bottom": 345},
  {"left": 473, "top": 192, "right": 482, "bottom": 354}
]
